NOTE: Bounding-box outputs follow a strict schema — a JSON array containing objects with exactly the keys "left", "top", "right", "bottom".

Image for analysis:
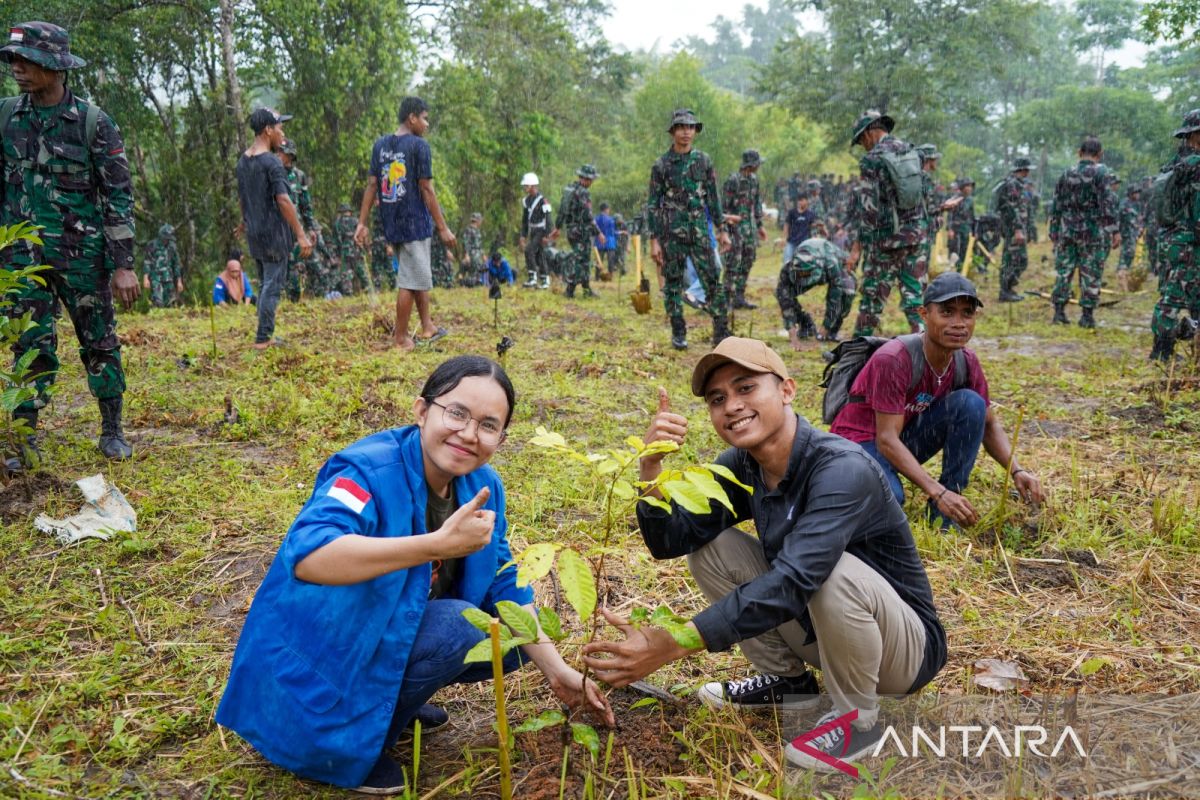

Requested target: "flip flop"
[{"left": 416, "top": 327, "right": 449, "bottom": 346}]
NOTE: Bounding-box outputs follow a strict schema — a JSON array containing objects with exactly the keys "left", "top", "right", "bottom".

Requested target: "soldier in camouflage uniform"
[
  {"left": 555, "top": 164, "right": 602, "bottom": 298},
  {"left": 1116, "top": 185, "right": 1142, "bottom": 291},
  {"left": 846, "top": 111, "right": 927, "bottom": 336},
  {"left": 722, "top": 149, "right": 766, "bottom": 309},
  {"left": 614, "top": 213, "right": 629, "bottom": 275},
  {"left": 303, "top": 220, "right": 337, "bottom": 298},
  {"left": 1023, "top": 178, "right": 1041, "bottom": 244},
  {"left": 279, "top": 139, "right": 315, "bottom": 301},
  {"left": 1150, "top": 110, "right": 1200, "bottom": 362},
  {"left": 806, "top": 179, "right": 827, "bottom": 223},
  {"left": 648, "top": 109, "right": 730, "bottom": 349},
  {"left": 776, "top": 235, "right": 856, "bottom": 350},
  {"left": 947, "top": 177, "right": 976, "bottom": 271},
  {"left": 460, "top": 212, "right": 484, "bottom": 286},
  {"left": 430, "top": 237, "right": 455, "bottom": 289},
  {"left": 1049, "top": 137, "right": 1118, "bottom": 328},
  {"left": 370, "top": 217, "right": 391, "bottom": 291},
  {"left": 994, "top": 157, "right": 1032, "bottom": 302},
  {"left": 141, "top": 223, "right": 184, "bottom": 307},
  {"left": 331, "top": 202, "right": 369, "bottom": 295},
  {"left": 1, "top": 22, "right": 139, "bottom": 465}
]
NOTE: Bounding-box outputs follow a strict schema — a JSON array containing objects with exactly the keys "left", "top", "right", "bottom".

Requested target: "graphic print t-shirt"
[
  {"left": 369, "top": 133, "right": 433, "bottom": 244},
  {"left": 829, "top": 338, "right": 990, "bottom": 443}
]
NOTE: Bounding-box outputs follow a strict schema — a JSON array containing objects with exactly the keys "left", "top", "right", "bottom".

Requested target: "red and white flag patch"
[
  {"left": 10, "top": 29, "right": 24, "bottom": 43},
  {"left": 328, "top": 476, "right": 371, "bottom": 514}
]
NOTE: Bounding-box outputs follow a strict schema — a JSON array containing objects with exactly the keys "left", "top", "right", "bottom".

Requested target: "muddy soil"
[{"left": 0, "top": 472, "right": 70, "bottom": 523}]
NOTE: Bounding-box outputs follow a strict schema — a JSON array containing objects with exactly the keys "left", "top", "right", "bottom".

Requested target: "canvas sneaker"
[
  {"left": 784, "top": 708, "right": 885, "bottom": 772},
  {"left": 697, "top": 671, "right": 820, "bottom": 711},
  {"left": 354, "top": 752, "right": 407, "bottom": 795}
]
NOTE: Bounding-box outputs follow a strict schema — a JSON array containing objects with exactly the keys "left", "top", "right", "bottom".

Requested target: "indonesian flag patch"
[
  {"left": 10, "top": 29, "right": 24, "bottom": 43},
  {"left": 328, "top": 476, "right": 371, "bottom": 514}
]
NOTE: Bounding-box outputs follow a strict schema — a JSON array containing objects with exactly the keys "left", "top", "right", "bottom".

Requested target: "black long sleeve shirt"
[{"left": 637, "top": 414, "right": 947, "bottom": 693}]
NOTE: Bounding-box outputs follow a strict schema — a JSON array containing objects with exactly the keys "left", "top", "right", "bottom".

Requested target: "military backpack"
[
  {"left": 0, "top": 95, "right": 102, "bottom": 175},
  {"left": 877, "top": 148, "right": 926, "bottom": 212},
  {"left": 1151, "top": 159, "right": 1198, "bottom": 229}
]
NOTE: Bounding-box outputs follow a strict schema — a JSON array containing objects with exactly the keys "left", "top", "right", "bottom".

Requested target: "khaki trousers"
[{"left": 687, "top": 528, "right": 926, "bottom": 728}]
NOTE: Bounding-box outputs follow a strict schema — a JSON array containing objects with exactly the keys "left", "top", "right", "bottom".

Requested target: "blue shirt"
[
  {"left": 487, "top": 256, "right": 515, "bottom": 285},
  {"left": 212, "top": 273, "right": 254, "bottom": 304},
  {"left": 595, "top": 213, "right": 617, "bottom": 251},
  {"left": 369, "top": 133, "right": 433, "bottom": 244},
  {"left": 215, "top": 426, "right": 532, "bottom": 788}
]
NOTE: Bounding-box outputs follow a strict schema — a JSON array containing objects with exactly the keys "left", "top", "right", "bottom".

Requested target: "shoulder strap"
[
  {"left": 952, "top": 349, "right": 969, "bottom": 390},
  {"left": 900, "top": 333, "right": 926, "bottom": 394},
  {"left": 84, "top": 102, "right": 100, "bottom": 148},
  {"left": 0, "top": 96, "right": 18, "bottom": 138}
]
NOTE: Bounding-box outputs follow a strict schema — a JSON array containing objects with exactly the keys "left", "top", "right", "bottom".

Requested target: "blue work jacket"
[{"left": 215, "top": 425, "right": 532, "bottom": 787}]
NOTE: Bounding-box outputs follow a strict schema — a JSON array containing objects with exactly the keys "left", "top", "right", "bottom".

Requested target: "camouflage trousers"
[
  {"left": 1147, "top": 231, "right": 1163, "bottom": 278},
  {"left": 524, "top": 229, "right": 551, "bottom": 281},
  {"left": 853, "top": 243, "right": 923, "bottom": 337},
  {"left": 949, "top": 227, "right": 971, "bottom": 272},
  {"left": 775, "top": 258, "right": 855, "bottom": 336},
  {"left": 1117, "top": 235, "right": 1138, "bottom": 272},
  {"left": 430, "top": 244, "right": 455, "bottom": 290},
  {"left": 6, "top": 265, "right": 124, "bottom": 412},
  {"left": 1000, "top": 235, "right": 1028, "bottom": 289},
  {"left": 1051, "top": 239, "right": 1107, "bottom": 310},
  {"left": 661, "top": 237, "right": 727, "bottom": 324},
  {"left": 563, "top": 237, "right": 591, "bottom": 291},
  {"left": 723, "top": 233, "right": 757, "bottom": 301},
  {"left": 370, "top": 239, "right": 392, "bottom": 291},
  {"left": 339, "top": 252, "right": 371, "bottom": 294},
  {"left": 286, "top": 248, "right": 304, "bottom": 302},
  {"left": 1152, "top": 238, "right": 1200, "bottom": 339},
  {"left": 148, "top": 274, "right": 178, "bottom": 308}
]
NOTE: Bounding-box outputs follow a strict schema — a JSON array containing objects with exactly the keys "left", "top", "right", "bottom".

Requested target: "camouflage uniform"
[
  {"left": 721, "top": 150, "right": 764, "bottom": 308},
  {"left": 994, "top": 164, "right": 1031, "bottom": 300},
  {"left": 430, "top": 238, "right": 455, "bottom": 289},
  {"left": 1023, "top": 179, "right": 1040, "bottom": 244},
  {"left": 282, "top": 154, "right": 315, "bottom": 301},
  {"left": 614, "top": 214, "right": 629, "bottom": 275},
  {"left": 847, "top": 113, "right": 926, "bottom": 336},
  {"left": 1048, "top": 158, "right": 1117, "bottom": 322},
  {"left": 303, "top": 223, "right": 336, "bottom": 297},
  {"left": 947, "top": 179, "right": 976, "bottom": 270},
  {"left": 556, "top": 165, "right": 599, "bottom": 297},
  {"left": 776, "top": 237, "right": 856, "bottom": 339},
  {"left": 648, "top": 109, "right": 729, "bottom": 347},
  {"left": 331, "top": 205, "right": 368, "bottom": 295},
  {"left": 460, "top": 217, "right": 484, "bottom": 285},
  {"left": 1117, "top": 191, "right": 1142, "bottom": 272},
  {"left": 370, "top": 220, "right": 391, "bottom": 291},
  {"left": 142, "top": 224, "right": 183, "bottom": 307},
  {"left": 1150, "top": 112, "right": 1200, "bottom": 360}
]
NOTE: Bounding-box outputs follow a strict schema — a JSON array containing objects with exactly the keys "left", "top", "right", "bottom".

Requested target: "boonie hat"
[
  {"left": 741, "top": 149, "right": 763, "bottom": 168},
  {"left": 0, "top": 22, "right": 85, "bottom": 71},
  {"left": 1011, "top": 156, "right": 1034, "bottom": 172},
  {"left": 1174, "top": 109, "right": 1200, "bottom": 138},
  {"left": 248, "top": 107, "right": 292, "bottom": 134},
  {"left": 158, "top": 224, "right": 175, "bottom": 239},
  {"left": 917, "top": 143, "right": 941, "bottom": 160},
  {"left": 923, "top": 272, "right": 982, "bottom": 307},
  {"left": 667, "top": 108, "right": 703, "bottom": 133},
  {"left": 278, "top": 139, "right": 297, "bottom": 156},
  {"left": 577, "top": 164, "right": 599, "bottom": 180},
  {"left": 691, "top": 337, "right": 790, "bottom": 397},
  {"left": 850, "top": 110, "right": 895, "bottom": 146}
]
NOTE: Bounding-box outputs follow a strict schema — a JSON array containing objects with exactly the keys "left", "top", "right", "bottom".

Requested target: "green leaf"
[
  {"left": 461, "top": 607, "right": 493, "bottom": 634},
  {"left": 537, "top": 607, "right": 564, "bottom": 641},
  {"left": 611, "top": 479, "right": 636, "bottom": 500},
  {"left": 571, "top": 722, "right": 601, "bottom": 760},
  {"left": 462, "top": 638, "right": 493, "bottom": 664},
  {"left": 629, "top": 697, "right": 659, "bottom": 711},
  {"left": 625, "top": 435, "right": 646, "bottom": 451},
  {"left": 515, "top": 542, "right": 559, "bottom": 586},
  {"left": 649, "top": 606, "right": 703, "bottom": 650},
  {"left": 628, "top": 607, "right": 650, "bottom": 625},
  {"left": 496, "top": 600, "right": 539, "bottom": 641},
  {"left": 705, "top": 463, "right": 753, "bottom": 493},
  {"left": 641, "top": 440, "right": 680, "bottom": 457},
  {"left": 639, "top": 495, "right": 672, "bottom": 512},
  {"left": 557, "top": 548, "right": 597, "bottom": 622},
  {"left": 529, "top": 426, "right": 569, "bottom": 449},
  {"left": 594, "top": 458, "right": 621, "bottom": 475},
  {"left": 1079, "top": 657, "right": 1109, "bottom": 676},
  {"left": 513, "top": 709, "right": 565, "bottom": 734},
  {"left": 684, "top": 469, "right": 734, "bottom": 512},
  {"left": 660, "top": 480, "right": 712, "bottom": 515}
]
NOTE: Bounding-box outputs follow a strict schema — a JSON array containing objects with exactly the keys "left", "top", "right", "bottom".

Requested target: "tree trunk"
[{"left": 219, "top": 0, "right": 246, "bottom": 154}]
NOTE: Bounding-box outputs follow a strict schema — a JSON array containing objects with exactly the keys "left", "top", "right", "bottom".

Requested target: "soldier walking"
[
  {"left": 519, "top": 172, "right": 553, "bottom": 289},
  {"left": 1, "top": 21, "right": 141, "bottom": 466},
  {"left": 1116, "top": 185, "right": 1142, "bottom": 292},
  {"left": 555, "top": 164, "right": 602, "bottom": 299},
  {"left": 647, "top": 109, "right": 730, "bottom": 350},
  {"left": 994, "top": 157, "right": 1033, "bottom": 302},
  {"left": 1048, "top": 136, "right": 1118, "bottom": 328},
  {"left": 846, "top": 111, "right": 927, "bottom": 336},
  {"left": 1149, "top": 110, "right": 1200, "bottom": 362},
  {"left": 947, "top": 177, "right": 976, "bottom": 271},
  {"left": 142, "top": 223, "right": 184, "bottom": 307},
  {"left": 722, "top": 149, "right": 766, "bottom": 309}
]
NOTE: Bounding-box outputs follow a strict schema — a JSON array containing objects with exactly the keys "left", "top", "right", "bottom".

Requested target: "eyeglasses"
[{"left": 428, "top": 400, "right": 506, "bottom": 445}]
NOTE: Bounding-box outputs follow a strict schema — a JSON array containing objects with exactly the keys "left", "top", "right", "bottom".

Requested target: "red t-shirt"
[{"left": 829, "top": 339, "right": 990, "bottom": 443}]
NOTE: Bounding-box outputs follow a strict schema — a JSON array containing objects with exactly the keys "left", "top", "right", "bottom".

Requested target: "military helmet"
[
  {"left": 667, "top": 108, "right": 703, "bottom": 133},
  {"left": 1011, "top": 156, "right": 1034, "bottom": 172},
  {"left": 741, "top": 149, "right": 763, "bottom": 168},
  {"left": 850, "top": 110, "right": 895, "bottom": 146},
  {"left": 917, "top": 143, "right": 941, "bottom": 161},
  {"left": 338, "top": 203, "right": 352, "bottom": 213},
  {"left": 1173, "top": 109, "right": 1200, "bottom": 138},
  {"left": 520, "top": 172, "right": 539, "bottom": 187},
  {"left": 158, "top": 224, "right": 175, "bottom": 239},
  {"left": 279, "top": 139, "right": 297, "bottom": 157},
  {"left": 577, "top": 164, "right": 599, "bottom": 180},
  {"left": 956, "top": 175, "right": 975, "bottom": 187},
  {"left": 0, "top": 22, "right": 86, "bottom": 71}
]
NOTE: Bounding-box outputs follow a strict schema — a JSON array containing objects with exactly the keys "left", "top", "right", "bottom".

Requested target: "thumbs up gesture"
[
  {"left": 433, "top": 487, "right": 495, "bottom": 558},
  {"left": 642, "top": 387, "right": 688, "bottom": 467}
]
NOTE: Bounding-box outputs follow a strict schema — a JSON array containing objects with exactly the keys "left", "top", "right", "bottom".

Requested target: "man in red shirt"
[{"left": 830, "top": 273, "right": 1044, "bottom": 528}]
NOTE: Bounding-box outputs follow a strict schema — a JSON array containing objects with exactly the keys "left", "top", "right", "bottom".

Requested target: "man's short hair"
[
  {"left": 599, "top": 202, "right": 610, "bottom": 212},
  {"left": 398, "top": 96, "right": 428, "bottom": 125},
  {"left": 1079, "top": 136, "right": 1102, "bottom": 157}
]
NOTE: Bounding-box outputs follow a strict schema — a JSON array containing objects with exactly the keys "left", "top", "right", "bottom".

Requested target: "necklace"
[{"left": 931, "top": 358, "right": 953, "bottom": 387}]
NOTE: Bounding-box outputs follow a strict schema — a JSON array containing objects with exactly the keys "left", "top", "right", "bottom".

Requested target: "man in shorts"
[{"left": 354, "top": 96, "right": 456, "bottom": 350}]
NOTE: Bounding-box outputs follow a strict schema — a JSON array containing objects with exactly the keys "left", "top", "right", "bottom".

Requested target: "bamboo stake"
[{"left": 490, "top": 620, "right": 512, "bottom": 800}]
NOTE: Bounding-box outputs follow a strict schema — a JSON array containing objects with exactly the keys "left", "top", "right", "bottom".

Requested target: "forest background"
[{"left": 0, "top": 0, "right": 1198, "bottom": 298}]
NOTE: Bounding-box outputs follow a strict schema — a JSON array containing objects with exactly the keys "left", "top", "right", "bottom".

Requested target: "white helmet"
[{"left": 521, "top": 172, "right": 539, "bottom": 187}]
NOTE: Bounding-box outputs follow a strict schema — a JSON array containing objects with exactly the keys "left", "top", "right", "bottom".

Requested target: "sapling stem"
[
  {"left": 998, "top": 405, "right": 1026, "bottom": 519},
  {"left": 209, "top": 301, "right": 218, "bottom": 360},
  {"left": 489, "top": 619, "right": 512, "bottom": 800}
]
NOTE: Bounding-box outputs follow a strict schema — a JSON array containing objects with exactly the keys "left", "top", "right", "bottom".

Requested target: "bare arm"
[
  {"left": 354, "top": 176, "right": 378, "bottom": 247},
  {"left": 419, "top": 177, "right": 457, "bottom": 249},
  {"left": 981, "top": 406, "right": 1045, "bottom": 505},
  {"left": 875, "top": 410, "right": 979, "bottom": 526}
]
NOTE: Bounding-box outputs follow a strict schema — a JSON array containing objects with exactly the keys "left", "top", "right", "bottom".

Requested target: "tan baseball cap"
[{"left": 691, "top": 337, "right": 790, "bottom": 396}]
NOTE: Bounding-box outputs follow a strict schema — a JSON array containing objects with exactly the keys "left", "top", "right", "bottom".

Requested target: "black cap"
[
  {"left": 248, "top": 107, "right": 293, "bottom": 134},
  {"left": 923, "top": 272, "right": 982, "bottom": 307}
]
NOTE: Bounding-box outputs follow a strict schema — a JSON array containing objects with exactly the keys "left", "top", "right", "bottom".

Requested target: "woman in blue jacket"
[{"left": 216, "top": 355, "right": 612, "bottom": 794}]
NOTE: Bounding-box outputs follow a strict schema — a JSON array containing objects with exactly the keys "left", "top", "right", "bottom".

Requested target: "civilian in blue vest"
[
  {"left": 595, "top": 202, "right": 619, "bottom": 279},
  {"left": 216, "top": 356, "right": 612, "bottom": 794}
]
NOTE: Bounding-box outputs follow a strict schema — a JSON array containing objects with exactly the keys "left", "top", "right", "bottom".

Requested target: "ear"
[
  {"left": 413, "top": 397, "right": 429, "bottom": 426},
  {"left": 780, "top": 377, "right": 797, "bottom": 405}
]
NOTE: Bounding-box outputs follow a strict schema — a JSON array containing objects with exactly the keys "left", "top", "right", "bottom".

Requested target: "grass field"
[{"left": 2, "top": 238, "right": 1198, "bottom": 798}]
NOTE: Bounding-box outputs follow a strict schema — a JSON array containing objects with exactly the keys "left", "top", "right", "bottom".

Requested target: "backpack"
[
  {"left": 0, "top": 95, "right": 102, "bottom": 163},
  {"left": 878, "top": 148, "right": 925, "bottom": 211},
  {"left": 1152, "top": 163, "right": 1194, "bottom": 229},
  {"left": 820, "top": 333, "right": 968, "bottom": 425}
]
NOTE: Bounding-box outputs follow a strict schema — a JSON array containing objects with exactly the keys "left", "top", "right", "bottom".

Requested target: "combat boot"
[
  {"left": 539, "top": 275, "right": 551, "bottom": 290},
  {"left": 797, "top": 311, "right": 818, "bottom": 340},
  {"left": 712, "top": 315, "right": 731, "bottom": 345},
  {"left": 4, "top": 409, "right": 42, "bottom": 472},
  {"left": 1149, "top": 334, "right": 1177, "bottom": 363},
  {"left": 1078, "top": 307, "right": 1096, "bottom": 329},
  {"left": 564, "top": 283, "right": 576, "bottom": 299},
  {"left": 98, "top": 397, "right": 133, "bottom": 460},
  {"left": 733, "top": 293, "right": 757, "bottom": 310},
  {"left": 1051, "top": 304, "right": 1069, "bottom": 325},
  {"left": 1178, "top": 316, "right": 1197, "bottom": 341},
  {"left": 523, "top": 271, "right": 537, "bottom": 288},
  {"left": 670, "top": 317, "right": 688, "bottom": 351}
]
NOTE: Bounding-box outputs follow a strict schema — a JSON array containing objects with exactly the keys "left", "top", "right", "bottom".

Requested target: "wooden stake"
[{"left": 490, "top": 620, "right": 512, "bottom": 800}]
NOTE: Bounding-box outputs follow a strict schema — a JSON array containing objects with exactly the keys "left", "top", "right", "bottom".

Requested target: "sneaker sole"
[
  {"left": 697, "top": 682, "right": 821, "bottom": 711},
  {"left": 784, "top": 738, "right": 877, "bottom": 771},
  {"left": 352, "top": 783, "right": 408, "bottom": 796}
]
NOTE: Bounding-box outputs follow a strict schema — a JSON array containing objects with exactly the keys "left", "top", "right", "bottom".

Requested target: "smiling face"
[
  {"left": 702, "top": 364, "right": 796, "bottom": 451},
  {"left": 919, "top": 296, "right": 979, "bottom": 351},
  {"left": 414, "top": 375, "right": 509, "bottom": 491}
]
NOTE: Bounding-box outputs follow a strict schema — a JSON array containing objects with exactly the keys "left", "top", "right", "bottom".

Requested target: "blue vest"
[{"left": 215, "top": 425, "right": 532, "bottom": 787}]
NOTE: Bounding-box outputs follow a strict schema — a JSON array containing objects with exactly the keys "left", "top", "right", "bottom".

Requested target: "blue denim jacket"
[{"left": 215, "top": 425, "right": 532, "bottom": 787}]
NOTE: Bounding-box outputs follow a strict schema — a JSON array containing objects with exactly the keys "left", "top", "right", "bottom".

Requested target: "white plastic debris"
[{"left": 34, "top": 474, "right": 137, "bottom": 546}]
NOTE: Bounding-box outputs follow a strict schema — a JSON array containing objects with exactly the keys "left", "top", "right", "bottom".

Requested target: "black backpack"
[{"left": 820, "top": 333, "right": 968, "bottom": 425}]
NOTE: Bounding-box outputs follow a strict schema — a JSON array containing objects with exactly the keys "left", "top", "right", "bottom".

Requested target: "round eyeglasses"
[{"left": 428, "top": 400, "right": 507, "bottom": 445}]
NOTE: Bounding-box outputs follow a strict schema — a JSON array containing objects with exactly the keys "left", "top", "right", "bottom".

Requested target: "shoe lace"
[
  {"left": 726, "top": 673, "right": 779, "bottom": 695},
  {"left": 809, "top": 710, "right": 849, "bottom": 754}
]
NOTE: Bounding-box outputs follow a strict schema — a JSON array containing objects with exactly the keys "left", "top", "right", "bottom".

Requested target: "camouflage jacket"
[
  {"left": 332, "top": 212, "right": 361, "bottom": 257},
  {"left": 1159, "top": 146, "right": 1200, "bottom": 242},
  {"left": 556, "top": 181, "right": 596, "bottom": 243},
  {"left": 993, "top": 174, "right": 1029, "bottom": 240},
  {"left": 722, "top": 170, "right": 763, "bottom": 238},
  {"left": 647, "top": 148, "right": 723, "bottom": 243},
  {"left": 1049, "top": 160, "right": 1117, "bottom": 243},
  {"left": 848, "top": 135, "right": 923, "bottom": 249},
  {"left": 461, "top": 224, "right": 483, "bottom": 260},
  {"left": 284, "top": 165, "right": 316, "bottom": 233},
  {"left": 784, "top": 236, "right": 847, "bottom": 281},
  {"left": 948, "top": 192, "right": 975, "bottom": 232},
  {"left": 0, "top": 89, "right": 134, "bottom": 272},
  {"left": 1118, "top": 198, "right": 1141, "bottom": 240},
  {"left": 142, "top": 236, "right": 182, "bottom": 283}
]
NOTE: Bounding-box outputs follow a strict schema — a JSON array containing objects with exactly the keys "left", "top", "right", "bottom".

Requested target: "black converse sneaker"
[
  {"left": 354, "top": 752, "right": 408, "bottom": 795},
  {"left": 697, "top": 671, "right": 820, "bottom": 710},
  {"left": 785, "top": 708, "right": 885, "bottom": 772}
]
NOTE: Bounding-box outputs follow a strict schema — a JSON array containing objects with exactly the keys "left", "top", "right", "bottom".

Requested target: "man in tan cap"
[{"left": 582, "top": 336, "right": 946, "bottom": 773}]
